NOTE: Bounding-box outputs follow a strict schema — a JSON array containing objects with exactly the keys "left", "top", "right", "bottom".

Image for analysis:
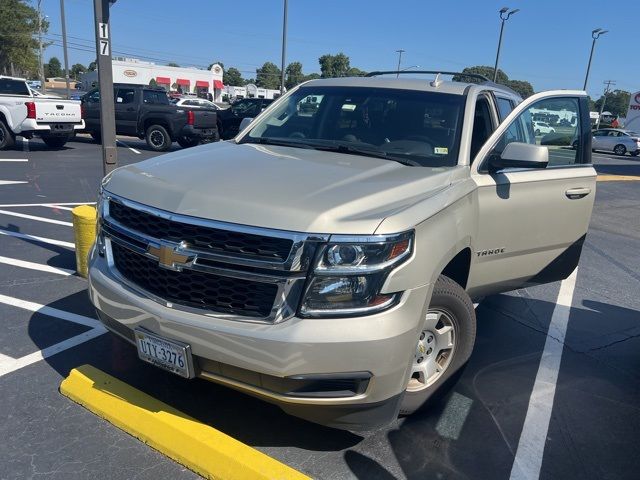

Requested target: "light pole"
[
  {"left": 395, "top": 49, "right": 405, "bottom": 78},
  {"left": 280, "top": 0, "right": 288, "bottom": 95},
  {"left": 59, "top": 0, "right": 71, "bottom": 99},
  {"left": 37, "top": 0, "right": 45, "bottom": 93},
  {"left": 493, "top": 7, "right": 519, "bottom": 82},
  {"left": 583, "top": 28, "right": 608, "bottom": 91}
]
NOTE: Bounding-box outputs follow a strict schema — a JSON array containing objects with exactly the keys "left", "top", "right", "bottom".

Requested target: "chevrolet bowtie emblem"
[{"left": 146, "top": 241, "right": 193, "bottom": 271}]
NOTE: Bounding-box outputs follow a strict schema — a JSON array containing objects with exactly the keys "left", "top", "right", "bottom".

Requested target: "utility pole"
[
  {"left": 280, "top": 0, "right": 288, "bottom": 95},
  {"left": 37, "top": 0, "right": 45, "bottom": 93},
  {"left": 395, "top": 49, "right": 405, "bottom": 78},
  {"left": 596, "top": 80, "right": 615, "bottom": 128},
  {"left": 59, "top": 0, "right": 71, "bottom": 99},
  {"left": 93, "top": 0, "right": 117, "bottom": 176}
]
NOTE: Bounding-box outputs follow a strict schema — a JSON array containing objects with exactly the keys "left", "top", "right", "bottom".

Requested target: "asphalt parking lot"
[{"left": 0, "top": 135, "right": 638, "bottom": 480}]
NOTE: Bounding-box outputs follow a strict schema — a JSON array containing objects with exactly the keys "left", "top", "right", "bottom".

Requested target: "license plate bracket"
[{"left": 134, "top": 328, "right": 194, "bottom": 379}]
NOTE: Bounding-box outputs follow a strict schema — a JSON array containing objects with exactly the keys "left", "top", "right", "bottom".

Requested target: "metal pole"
[
  {"left": 37, "top": 0, "right": 45, "bottom": 93},
  {"left": 583, "top": 37, "right": 596, "bottom": 91},
  {"left": 59, "top": 0, "right": 71, "bottom": 99},
  {"left": 395, "top": 49, "right": 405, "bottom": 78},
  {"left": 493, "top": 19, "right": 505, "bottom": 82},
  {"left": 93, "top": 0, "right": 117, "bottom": 176},
  {"left": 280, "top": 0, "right": 288, "bottom": 95}
]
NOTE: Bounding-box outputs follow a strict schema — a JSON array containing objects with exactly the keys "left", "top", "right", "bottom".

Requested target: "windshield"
[{"left": 240, "top": 86, "right": 464, "bottom": 167}]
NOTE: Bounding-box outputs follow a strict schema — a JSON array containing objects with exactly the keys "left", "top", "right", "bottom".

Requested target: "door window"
[
  {"left": 0, "top": 79, "right": 30, "bottom": 96},
  {"left": 116, "top": 88, "right": 135, "bottom": 104},
  {"left": 488, "top": 97, "right": 582, "bottom": 167},
  {"left": 495, "top": 97, "right": 514, "bottom": 121},
  {"left": 143, "top": 90, "right": 169, "bottom": 105},
  {"left": 592, "top": 130, "right": 607, "bottom": 137}
]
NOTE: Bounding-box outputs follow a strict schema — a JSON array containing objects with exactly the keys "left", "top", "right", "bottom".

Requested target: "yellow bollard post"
[{"left": 72, "top": 205, "right": 97, "bottom": 278}]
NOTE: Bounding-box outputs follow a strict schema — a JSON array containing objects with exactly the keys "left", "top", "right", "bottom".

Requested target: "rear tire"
[
  {"left": 177, "top": 136, "right": 200, "bottom": 149},
  {"left": 399, "top": 275, "right": 476, "bottom": 416},
  {"left": 613, "top": 144, "right": 627, "bottom": 156},
  {"left": 0, "top": 120, "right": 16, "bottom": 150},
  {"left": 145, "top": 124, "right": 171, "bottom": 152},
  {"left": 41, "top": 135, "right": 69, "bottom": 149},
  {"left": 631, "top": 151, "right": 639, "bottom": 157}
]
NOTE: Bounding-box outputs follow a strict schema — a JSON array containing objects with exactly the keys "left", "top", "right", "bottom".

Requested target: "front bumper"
[{"left": 88, "top": 249, "right": 430, "bottom": 429}]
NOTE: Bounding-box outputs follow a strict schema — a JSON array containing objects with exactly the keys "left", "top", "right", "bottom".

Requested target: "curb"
[{"left": 60, "top": 364, "right": 311, "bottom": 480}]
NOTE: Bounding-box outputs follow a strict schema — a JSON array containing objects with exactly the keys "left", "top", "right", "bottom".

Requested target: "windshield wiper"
[
  {"left": 240, "top": 137, "right": 315, "bottom": 149},
  {"left": 311, "top": 143, "right": 417, "bottom": 166}
]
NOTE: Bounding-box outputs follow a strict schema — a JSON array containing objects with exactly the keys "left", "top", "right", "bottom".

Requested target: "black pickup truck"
[
  {"left": 81, "top": 84, "right": 218, "bottom": 151},
  {"left": 216, "top": 98, "right": 274, "bottom": 139}
]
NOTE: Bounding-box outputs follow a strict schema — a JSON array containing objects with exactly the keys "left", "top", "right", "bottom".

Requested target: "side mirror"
[
  {"left": 239, "top": 117, "right": 254, "bottom": 133},
  {"left": 490, "top": 142, "right": 548, "bottom": 171}
]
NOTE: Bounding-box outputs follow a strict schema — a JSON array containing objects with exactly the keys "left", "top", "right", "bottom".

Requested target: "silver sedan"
[{"left": 591, "top": 128, "right": 640, "bottom": 156}]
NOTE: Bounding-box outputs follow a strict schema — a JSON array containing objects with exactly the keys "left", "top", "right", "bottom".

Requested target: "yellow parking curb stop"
[
  {"left": 597, "top": 174, "right": 640, "bottom": 182},
  {"left": 60, "top": 365, "right": 310, "bottom": 480},
  {"left": 71, "top": 205, "right": 97, "bottom": 278}
]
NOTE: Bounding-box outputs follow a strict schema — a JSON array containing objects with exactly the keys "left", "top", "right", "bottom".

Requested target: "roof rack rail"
[{"left": 365, "top": 70, "right": 490, "bottom": 82}]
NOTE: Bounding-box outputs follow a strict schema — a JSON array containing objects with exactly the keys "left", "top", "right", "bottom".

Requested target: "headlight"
[{"left": 299, "top": 232, "right": 413, "bottom": 317}]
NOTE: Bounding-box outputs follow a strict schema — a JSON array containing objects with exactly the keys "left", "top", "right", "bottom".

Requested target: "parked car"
[
  {"left": 0, "top": 75, "right": 83, "bottom": 149},
  {"left": 591, "top": 128, "right": 640, "bottom": 156},
  {"left": 172, "top": 98, "right": 222, "bottom": 110},
  {"left": 89, "top": 73, "right": 596, "bottom": 429},
  {"left": 533, "top": 121, "right": 555, "bottom": 135},
  {"left": 81, "top": 84, "right": 218, "bottom": 150},
  {"left": 216, "top": 98, "right": 274, "bottom": 139},
  {"left": 26, "top": 80, "right": 42, "bottom": 89}
]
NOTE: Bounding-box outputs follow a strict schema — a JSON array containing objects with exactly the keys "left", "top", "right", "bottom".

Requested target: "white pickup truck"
[{"left": 0, "top": 76, "right": 84, "bottom": 149}]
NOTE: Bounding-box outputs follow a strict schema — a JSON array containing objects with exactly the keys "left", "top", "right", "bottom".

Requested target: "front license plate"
[{"left": 134, "top": 329, "right": 194, "bottom": 378}]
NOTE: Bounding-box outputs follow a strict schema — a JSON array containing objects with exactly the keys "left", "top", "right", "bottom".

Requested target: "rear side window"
[
  {"left": 495, "top": 97, "right": 514, "bottom": 121},
  {"left": 143, "top": 90, "right": 169, "bottom": 105},
  {"left": 0, "top": 79, "right": 30, "bottom": 96}
]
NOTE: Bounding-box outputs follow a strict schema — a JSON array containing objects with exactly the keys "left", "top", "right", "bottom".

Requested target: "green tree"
[
  {"left": 255, "top": 62, "right": 281, "bottom": 89},
  {"left": 285, "top": 61, "right": 304, "bottom": 88},
  {"left": 304, "top": 73, "right": 321, "bottom": 81},
  {"left": 224, "top": 67, "right": 243, "bottom": 86},
  {"left": 506, "top": 79, "right": 534, "bottom": 99},
  {"left": 0, "top": 0, "right": 45, "bottom": 76},
  {"left": 45, "top": 56, "right": 62, "bottom": 78},
  {"left": 70, "top": 63, "right": 86, "bottom": 79},
  {"left": 167, "top": 62, "right": 180, "bottom": 67},
  {"left": 88, "top": 61, "right": 97, "bottom": 71},
  {"left": 346, "top": 67, "right": 367, "bottom": 77},
  {"left": 319, "top": 53, "right": 350, "bottom": 78},
  {"left": 594, "top": 90, "right": 631, "bottom": 117},
  {"left": 148, "top": 78, "right": 158, "bottom": 87},
  {"left": 452, "top": 66, "right": 508, "bottom": 84}
]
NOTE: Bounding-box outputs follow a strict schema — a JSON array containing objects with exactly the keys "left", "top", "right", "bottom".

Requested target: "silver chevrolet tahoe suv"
[{"left": 89, "top": 72, "right": 596, "bottom": 429}]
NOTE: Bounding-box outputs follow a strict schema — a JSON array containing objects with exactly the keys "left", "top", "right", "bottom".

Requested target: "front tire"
[
  {"left": 399, "top": 275, "right": 476, "bottom": 416},
  {"left": 145, "top": 124, "right": 171, "bottom": 152},
  {"left": 41, "top": 135, "right": 69, "bottom": 149},
  {"left": 613, "top": 144, "right": 627, "bottom": 156},
  {"left": 0, "top": 120, "right": 16, "bottom": 150}
]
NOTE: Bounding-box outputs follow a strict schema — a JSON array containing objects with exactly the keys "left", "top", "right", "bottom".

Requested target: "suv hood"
[{"left": 104, "top": 142, "right": 461, "bottom": 234}]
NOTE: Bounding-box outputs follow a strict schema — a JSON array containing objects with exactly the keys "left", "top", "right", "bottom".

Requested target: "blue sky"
[{"left": 39, "top": 0, "right": 639, "bottom": 96}]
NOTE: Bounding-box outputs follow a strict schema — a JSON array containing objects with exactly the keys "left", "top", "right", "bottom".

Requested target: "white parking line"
[
  {"left": 0, "top": 327, "right": 105, "bottom": 377},
  {"left": 0, "top": 180, "right": 28, "bottom": 186},
  {"left": 0, "top": 208, "right": 73, "bottom": 227},
  {"left": 0, "top": 255, "right": 74, "bottom": 276},
  {"left": 0, "top": 228, "right": 75, "bottom": 249},
  {"left": 47, "top": 205, "right": 74, "bottom": 211},
  {"left": 0, "top": 159, "right": 28, "bottom": 162},
  {"left": 0, "top": 293, "right": 102, "bottom": 329},
  {"left": 117, "top": 139, "right": 141, "bottom": 155},
  {"left": 509, "top": 269, "right": 578, "bottom": 480},
  {"left": 0, "top": 202, "right": 94, "bottom": 208}
]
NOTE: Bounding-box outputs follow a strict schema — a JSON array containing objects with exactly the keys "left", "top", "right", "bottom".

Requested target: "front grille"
[
  {"left": 111, "top": 242, "right": 277, "bottom": 318},
  {"left": 109, "top": 200, "right": 293, "bottom": 261}
]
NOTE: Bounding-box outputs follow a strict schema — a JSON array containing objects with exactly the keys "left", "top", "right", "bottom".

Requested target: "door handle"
[{"left": 565, "top": 187, "right": 591, "bottom": 199}]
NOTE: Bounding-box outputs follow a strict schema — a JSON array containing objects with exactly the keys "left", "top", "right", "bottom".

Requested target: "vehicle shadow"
[
  {"left": 594, "top": 162, "right": 640, "bottom": 176},
  {"left": 30, "top": 287, "right": 640, "bottom": 478},
  {"left": 0, "top": 222, "right": 75, "bottom": 272}
]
